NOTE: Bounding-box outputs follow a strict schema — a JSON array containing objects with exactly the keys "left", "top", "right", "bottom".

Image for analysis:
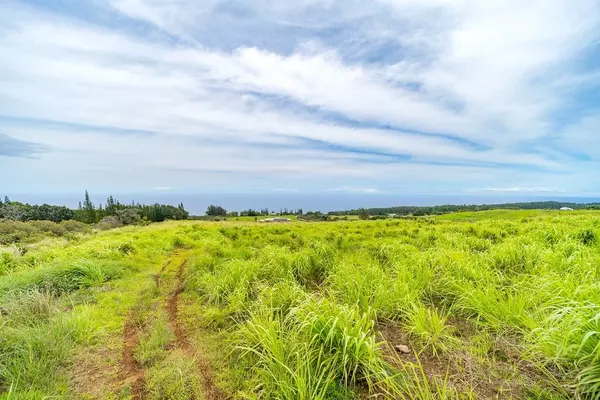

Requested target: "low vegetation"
[{"left": 1, "top": 210, "right": 600, "bottom": 399}]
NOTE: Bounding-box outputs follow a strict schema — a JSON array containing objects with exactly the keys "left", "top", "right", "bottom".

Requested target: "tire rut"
[
  {"left": 120, "top": 257, "right": 172, "bottom": 399},
  {"left": 122, "top": 315, "right": 147, "bottom": 399},
  {"left": 167, "top": 259, "right": 227, "bottom": 400}
]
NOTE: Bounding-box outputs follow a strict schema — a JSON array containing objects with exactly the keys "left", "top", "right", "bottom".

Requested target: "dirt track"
[{"left": 166, "top": 259, "right": 227, "bottom": 400}]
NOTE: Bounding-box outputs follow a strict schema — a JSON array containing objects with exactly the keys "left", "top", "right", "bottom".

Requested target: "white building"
[
  {"left": 560, "top": 207, "right": 573, "bottom": 211},
  {"left": 258, "top": 218, "right": 291, "bottom": 223}
]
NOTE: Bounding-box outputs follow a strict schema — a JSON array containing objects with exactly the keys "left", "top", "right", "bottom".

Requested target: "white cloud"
[
  {"left": 471, "top": 187, "right": 566, "bottom": 193},
  {"left": 1, "top": 0, "right": 599, "bottom": 195},
  {"left": 327, "top": 187, "right": 381, "bottom": 193},
  {"left": 0, "top": 9, "right": 562, "bottom": 169}
]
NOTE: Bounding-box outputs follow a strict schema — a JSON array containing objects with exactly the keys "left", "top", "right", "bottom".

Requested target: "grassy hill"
[{"left": 1, "top": 211, "right": 600, "bottom": 399}]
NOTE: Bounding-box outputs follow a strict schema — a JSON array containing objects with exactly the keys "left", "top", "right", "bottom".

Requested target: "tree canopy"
[
  {"left": 0, "top": 192, "right": 189, "bottom": 224},
  {"left": 206, "top": 205, "right": 227, "bottom": 216}
]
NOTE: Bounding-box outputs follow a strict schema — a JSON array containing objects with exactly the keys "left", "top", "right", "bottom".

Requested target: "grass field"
[{"left": 1, "top": 210, "right": 600, "bottom": 399}]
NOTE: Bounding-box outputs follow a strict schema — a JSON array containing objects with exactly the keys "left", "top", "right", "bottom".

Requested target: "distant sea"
[{"left": 10, "top": 192, "right": 600, "bottom": 215}]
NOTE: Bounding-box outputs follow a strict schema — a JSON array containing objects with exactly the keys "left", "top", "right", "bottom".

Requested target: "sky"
[{"left": 1, "top": 0, "right": 600, "bottom": 211}]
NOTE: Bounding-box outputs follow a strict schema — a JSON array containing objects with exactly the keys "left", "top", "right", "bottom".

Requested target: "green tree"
[
  {"left": 82, "top": 190, "right": 97, "bottom": 223},
  {"left": 206, "top": 205, "right": 227, "bottom": 216},
  {"left": 106, "top": 195, "right": 117, "bottom": 215}
]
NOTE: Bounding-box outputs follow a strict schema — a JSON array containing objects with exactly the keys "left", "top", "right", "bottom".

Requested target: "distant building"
[
  {"left": 258, "top": 218, "right": 291, "bottom": 223},
  {"left": 388, "top": 213, "right": 397, "bottom": 218},
  {"left": 560, "top": 207, "right": 574, "bottom": 211}
]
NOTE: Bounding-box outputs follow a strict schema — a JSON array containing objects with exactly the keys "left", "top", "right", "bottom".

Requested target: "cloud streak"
[{"left": 0, "top": 134, "right": 46, "bottom": 158}]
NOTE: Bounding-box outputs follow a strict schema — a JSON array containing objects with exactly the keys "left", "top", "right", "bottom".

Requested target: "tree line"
[
  {"left": 329, "top": 201, "right": 600, "bottom": 217},
  {"left": 0, "top": 192, "right": 189, "bottom": 224},
  {"left": 204, "top": 205, "right": 303, "bottom": 217}
]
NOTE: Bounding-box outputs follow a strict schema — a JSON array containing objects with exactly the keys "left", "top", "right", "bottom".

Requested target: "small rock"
[{"left": 394, "top": 344, "right": 410, "bottom": 354}]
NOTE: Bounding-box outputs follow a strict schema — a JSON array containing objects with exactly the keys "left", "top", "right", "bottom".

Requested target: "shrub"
[
  {"left": 28, "top": 221, "right": 67, "bottom": 236},
  {"left": 118, "top": 242, "right": 136, "bottom": 255},
  {"left": 116, "top": 208, "right": 141, "bottom": 225},
  {"left": 577, "top": 229, "right": 597, "bottom": 246},
  {"left": 0, "top": 221, "right": 40, "bottom": 244},
  {"left": 0, "top": 220, "right": 91, "bottom": 245},
  {"left": 60, "top": 220, "right": 89, "bottom": 233},
  {"left": 1, "top": 251, "right": 18, "bottom": 276},
  {"left": 95, "top": 216, "right": 123, "bottom": 231},
  {"left": 171, "top": 236, "right": 189, "bottom": 249}
]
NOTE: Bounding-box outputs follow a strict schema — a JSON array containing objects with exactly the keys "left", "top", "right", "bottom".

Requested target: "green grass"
[
  {"left": 146, "top": 350, "right": 202, "bottom": 400},
  {"left": 1, "top": 212, "right": 600, "bottom": 398},
  {"left": 405, "top": 304, "right": 457, "bottom": 356},
  {"left": 135, "top": 310, "right": 175, "bottom": 366}
]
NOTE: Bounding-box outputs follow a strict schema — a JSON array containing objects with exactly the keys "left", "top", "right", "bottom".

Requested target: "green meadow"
[{"left": 1, "top": 210, "right": 600, "bottom": 399}]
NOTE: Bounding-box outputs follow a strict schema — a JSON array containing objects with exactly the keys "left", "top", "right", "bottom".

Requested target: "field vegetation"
[{"left": 1, "top": 210, "right": 600, "bottom": 399}]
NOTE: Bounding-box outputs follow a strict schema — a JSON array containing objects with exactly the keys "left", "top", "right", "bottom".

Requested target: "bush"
[
  {"left": 577, "top": 229, "right": 597, "bottom": 246},
  {"left": 60, "top": 220, "right": 89, "bottom": 233},
  {"left": 118, "top": 242, "right": 136, "bottom": 255},
  {"left": 0, "top": 220, "right": 90, "bottom": 244},
  {"left": 116, "top": 208, "right": 141, "bottom": 225},
  {"left": 0, "top": 221, "right": 39, "bottom": 244},
  {"left": 95, "top": 216, "right": 123, "bottom": 231},
  {"left": 1, "top": 251, "right": 18, "bottom": 275}
]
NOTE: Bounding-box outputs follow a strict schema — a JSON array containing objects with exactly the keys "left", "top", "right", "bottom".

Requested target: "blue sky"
[{"left": 1, "top": 0, "right": 600, "bottom": 204}]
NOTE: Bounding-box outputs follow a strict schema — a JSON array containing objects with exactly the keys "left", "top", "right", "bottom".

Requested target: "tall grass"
[
  {"left": 234, "top": 298, "right": 390, "bottom": 399},
  {"left": 405, "top": 304, "right": 457, "bottom": 356},
  {"left": 0, "top": 259, "right": 125, "bottom": 294},
  {"left": 0, "top": 290, "right": 95, "bottom": 394},
  {"left": 2, "top": 213, "right": 600, "bottom": 398}
]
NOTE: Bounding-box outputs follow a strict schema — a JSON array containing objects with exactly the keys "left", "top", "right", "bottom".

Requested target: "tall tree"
[{"left": 82, "top": 190, "right": 97, "bottom": 223}]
